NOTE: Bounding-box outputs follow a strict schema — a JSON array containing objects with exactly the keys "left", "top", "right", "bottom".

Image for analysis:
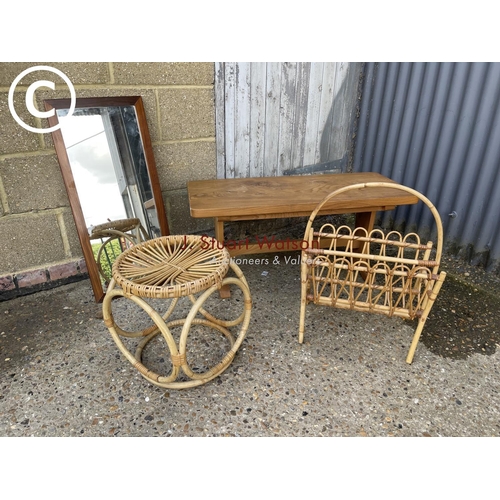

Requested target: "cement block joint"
[
  {"left": 0, "top": 213, "right": 68, "bottom": 274},
  {"left": 157, "top": 88, "right": 215, "bottom": 141},
  {"left": 0, "top": 93, "right": 40, "bottom": 155},
  {"left": 155, "top": 141, "right": 216, "bottom": 192},
  {"left": 111, "top": 62, "right": 214, "bottom": 86},
  {"left": 0, "top": 155, "right": 68, "bottom": 214},
  {"left": 165, "top": 190, "right": 212, "bottom": 234}
]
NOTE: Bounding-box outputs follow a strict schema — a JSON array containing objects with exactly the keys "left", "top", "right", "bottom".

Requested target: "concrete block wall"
[{"left": 0, "top": 62, "right": 216, "bottom": 300}]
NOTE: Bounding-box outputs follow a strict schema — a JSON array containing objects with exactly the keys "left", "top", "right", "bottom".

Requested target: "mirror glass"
[
  {"left": 45, "top": 96, "right": 169, "bottom": 302},
  {"left": 57, "top": 105, "right": 160, "bottom": 237}
]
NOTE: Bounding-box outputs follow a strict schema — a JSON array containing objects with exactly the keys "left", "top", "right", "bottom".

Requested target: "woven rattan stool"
[
  {"left": 102, "top": 235, "right": 252, "bottom": 389},
  {"left": 90, "top": 218, "right": 149, "bottom": 284}
]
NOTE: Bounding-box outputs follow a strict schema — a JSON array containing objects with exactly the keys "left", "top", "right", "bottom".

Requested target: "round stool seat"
[
  {"left": 91, "top": 218, "right": 141, "bottom": 237},
  {"left": 112, "top": 235, "right": 230, "bottom": 299}
]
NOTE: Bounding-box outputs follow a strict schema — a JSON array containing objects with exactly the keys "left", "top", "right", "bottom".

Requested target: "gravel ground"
[{"left": 1, "top": 251, "right": 499, "bottom": 438}]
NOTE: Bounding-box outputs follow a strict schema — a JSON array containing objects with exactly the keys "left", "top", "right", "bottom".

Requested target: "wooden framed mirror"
[{"left": 45, "top": 96, "right": 169, "bottom": 302}]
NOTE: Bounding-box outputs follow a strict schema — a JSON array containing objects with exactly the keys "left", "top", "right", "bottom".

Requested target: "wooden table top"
[{"left": 188, "top": 172, "right": 419, "bottom": 218}]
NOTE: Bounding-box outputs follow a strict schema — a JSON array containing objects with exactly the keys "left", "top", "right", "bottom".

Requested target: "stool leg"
[
  {"left": 406, "top": 272, "right": 446, "bottom": 363},
  {"left": 179, "top": 275, "right": 252, "bottom": 384},
  {"left": 299, "top": 253, "right": 309, "bottom": 344},
  {"left": 103, "top": 287, "right": 180, "bottom": 385}
]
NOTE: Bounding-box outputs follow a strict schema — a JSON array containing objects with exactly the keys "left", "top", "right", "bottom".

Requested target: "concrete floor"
[{"left": 1, "top": 251, "right": 500, "bottom": 438}]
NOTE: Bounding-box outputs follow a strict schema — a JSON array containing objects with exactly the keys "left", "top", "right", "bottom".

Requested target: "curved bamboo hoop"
[
  {"left": 187, "top": 261, "right": 250, "bottom": 328},
  {"left": 177, "top": 276, "right": 251, "bottom": 384},
  {"left": 299, "top": 182, "right": 446, "bottom": 364}
]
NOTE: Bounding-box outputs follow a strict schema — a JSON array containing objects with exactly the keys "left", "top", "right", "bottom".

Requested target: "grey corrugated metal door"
[
  {"left": 354, "top": 62, "right": 500, "bottom": 273},
  {"left": 215, "top": 62, "right": 362, "bottom": 178}
]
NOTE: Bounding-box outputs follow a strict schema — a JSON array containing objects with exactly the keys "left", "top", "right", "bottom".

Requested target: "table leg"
[
  {"left": 355, "top": 211, "right": 376, "bottom": 236},
  {"left": 215, "top": 218, "right": 231, "bottom": 298},
  {"left": 354, "top": 211, "right": 376, "bottom": 280},
  {"left": 214, "top": 217, "right": 225, "bottom": 243}
]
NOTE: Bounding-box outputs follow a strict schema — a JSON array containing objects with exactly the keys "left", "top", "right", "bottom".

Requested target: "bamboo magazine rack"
[{"left": 299, "top": 182, "right": 446, "bottom": 364}]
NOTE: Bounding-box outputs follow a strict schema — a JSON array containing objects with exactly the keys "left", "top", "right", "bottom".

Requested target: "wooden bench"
[{"left": 187, "top": 172, "right": 419, "bottom": 255}]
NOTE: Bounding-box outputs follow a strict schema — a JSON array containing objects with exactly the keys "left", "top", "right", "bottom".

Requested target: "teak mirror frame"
[{"left": 44, "top": 96, "right": 169, "bottom": 303}]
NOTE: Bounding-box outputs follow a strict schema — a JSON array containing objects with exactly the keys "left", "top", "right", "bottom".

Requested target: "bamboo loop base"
[
  {"left": 102, "top": 235, "right": 252, "bottom": 389},
  {"left": 299, "top": 182, "right": 447, "bottom": 364}
]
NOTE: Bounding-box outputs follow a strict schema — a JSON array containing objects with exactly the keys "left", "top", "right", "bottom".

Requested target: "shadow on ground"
[{"left": 420, "top": 272, "right": 500, "bottom": 360}]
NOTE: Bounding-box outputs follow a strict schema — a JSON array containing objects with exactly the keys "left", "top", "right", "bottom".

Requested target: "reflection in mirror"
[
  {"left": 57, "top": 106, "right": 160, "bottom": 237},
  {"left": 45, "top": 97, "right": 169, "bottom": 302}
]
